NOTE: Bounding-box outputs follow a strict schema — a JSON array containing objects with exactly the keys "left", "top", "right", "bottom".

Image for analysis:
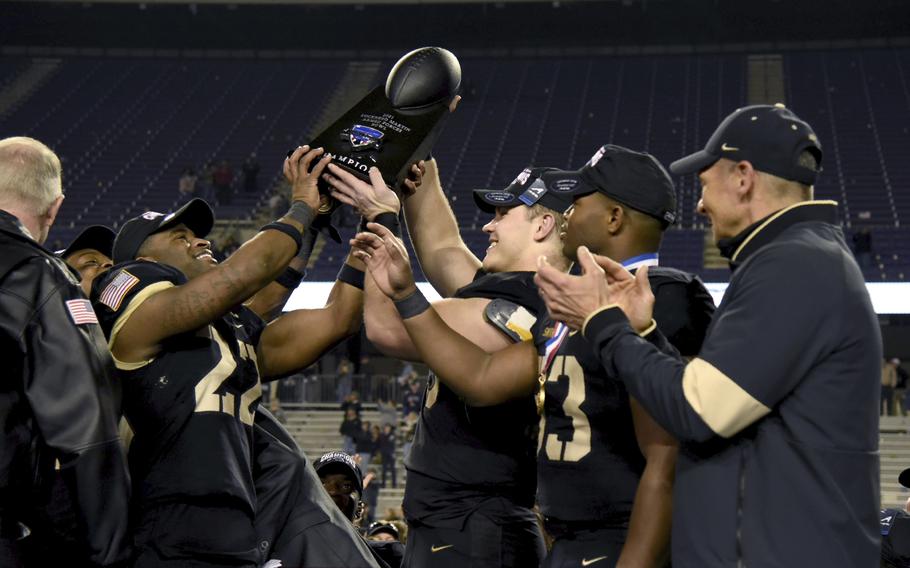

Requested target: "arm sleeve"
[
  {"left": 586, "top": 247, "right": 831, "bottom": 442},
  {"left": 23, "top": 264, "right": 131, "bottom": 566}
]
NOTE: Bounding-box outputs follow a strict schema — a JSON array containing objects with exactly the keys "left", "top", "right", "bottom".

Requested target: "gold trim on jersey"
[
  {"left": 682, "top": 357, "right": 770, "bottom": 438},
  {"left": 108, "top": 281, "right": 175, "bottom": 370}
]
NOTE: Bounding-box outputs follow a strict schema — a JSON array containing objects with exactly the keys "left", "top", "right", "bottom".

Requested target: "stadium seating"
[{"left": 2, "top": 48, "right": 909, "bottom": 281}]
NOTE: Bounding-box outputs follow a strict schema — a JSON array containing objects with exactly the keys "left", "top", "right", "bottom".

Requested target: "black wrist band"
[
  {"left": 261, "top": 222, "right": 302, "bottom": 252},
  {"left": 276, "top": 266, "right": 306, "bottom": 289},
  {"left": 286, "top": 200, "right": 316, "bottom": 228},
  {"left": 359, "top": 212, "right": 401, "bottom": 237},
  {"left": 394, "top": 289, "right": 430, "bottom": 319},
  {"left": 337, "top": 263, "right": 365, "bottom": 290}
]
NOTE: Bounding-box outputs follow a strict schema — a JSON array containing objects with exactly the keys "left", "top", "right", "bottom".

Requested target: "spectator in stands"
[
  {"left": 379, "top": 424, "right": 397, "bottom": 488},
  {"left": 894, "top": 358, "right": 908, "bottom": 417},
  {"left": 355, "top": 420, "right": 376, "bottom": 474},
  {"left": 852, "top": 227, "right": 874, "bottom": 270},
  {"left": 400, "top": 379, "right": 422, "bottom": 419},
  {"left": 340, "top": 407, "right": 361, "bottom": 455},
  {"left": 242, "top": 153, "right": 261, "bottom": 193},
  {"left": 884, "top": 358, "right": 899, "bottom": 416},
  {"left": 337, "top": 358, "right": 355, "bottom": 402},
  {"left": 376, "top": 395, "right": 398, "bottom": 430},
  {"left": 0, "top": 137, "right": 130, "bottom": 567},
  {"left": 178, "top": 167, "right": 197, "bottom": 200},
  {"left": 213, "top": 159, "right": 234, "bottom": 205},
  {"left": 199, "top": 161, "right": 216, "bottom": 202},
  {"left": 341, "top": 389, "right": 362, "bottom": 417},
  {"left": 362, "top": 467, "right": 380, "bottom": 525}
]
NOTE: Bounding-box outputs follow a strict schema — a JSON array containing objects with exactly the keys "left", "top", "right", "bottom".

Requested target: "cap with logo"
[
  {"left": 112, "top": 198, "right": 215, "bottom": 265},
  {"left": 56, "top": 225, "right": 116, "bottom": 260},
  {"left": 552, "top": 144, "right": 677, "bottom": 227},
  {"left": 366, "top": 520, "right": 400, "bottom": 540},
  {"left": 313, "top": 451, "right": 364, "bottom": 496},
  {"left": 473, "top": 166, "right": 577, "bottom": 215},
  {"left": 669, "top": 103, "right": 823, "bottom": 185}
]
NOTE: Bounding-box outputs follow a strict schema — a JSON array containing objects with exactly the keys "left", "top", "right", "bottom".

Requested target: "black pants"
[
  {"left": 131, "top": 502, "right": 260, "bottom": 567},
  {"left": 542, "top": 527, "right": 626, "bottom": 568},
  {"left": 402, "top": 507, "right": 545, "bottom": 568}
]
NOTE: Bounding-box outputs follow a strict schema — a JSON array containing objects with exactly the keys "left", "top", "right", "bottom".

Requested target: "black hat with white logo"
[
  {"left": 555, "top": 144, "right": 678, "bottom": 227},
  {"left": 473, "top": 166, "right": 577, "bottom": 214},
  {"left": 112, "top": 198, "right": 215, "bottom": 264},
  {"left": 670, "top": 103, "right": 822, "bottom": 185}
]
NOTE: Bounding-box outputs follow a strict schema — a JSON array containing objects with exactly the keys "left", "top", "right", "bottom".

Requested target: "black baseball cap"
[
  {"left": 314, "top": 451, "right": 363, "bottom": 495},
  {"left": 366, "top": 520, "right": 400, "bottom": 540},
  {"left": 473, "top": 167, "right": 576, "bottom": 215},
  {"left": 899, "top": 468, "right": 910, "bottom": 489},
  {"left": 670, "top": 103, "right": 822, "bottom": 185},
  {"left": 56, "top": 225, "right": 116, "bottom": 259},
  {"left": 555, "top": 144, "right": 677, "bottom": 227},
  {"left": 112, "top": 198, "right": 214, "bottom": 264}
]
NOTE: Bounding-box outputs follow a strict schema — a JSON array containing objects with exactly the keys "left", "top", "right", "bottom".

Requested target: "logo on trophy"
[{"left": 290, "top": 46, "right": 461, "bottom": 219}]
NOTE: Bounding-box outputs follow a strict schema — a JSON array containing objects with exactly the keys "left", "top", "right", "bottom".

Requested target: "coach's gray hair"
[{"left": 0, "top": 137, "right": 63, "bottom": 215}]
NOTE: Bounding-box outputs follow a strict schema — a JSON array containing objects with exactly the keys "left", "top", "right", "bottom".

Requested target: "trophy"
[{"left": 291, "top": 47, "right": 462, "bottom": 216}]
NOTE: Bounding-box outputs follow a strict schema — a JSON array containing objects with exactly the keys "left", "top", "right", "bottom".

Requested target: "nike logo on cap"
[
  {"left": 721, "top": 143, "right": 740, "bottom": 152},
  {"left": 431, "top": 544, "right": 454, "bottom": 553},
  {"left": 582, "top": 557, "right": 609, "bottom": 566}
]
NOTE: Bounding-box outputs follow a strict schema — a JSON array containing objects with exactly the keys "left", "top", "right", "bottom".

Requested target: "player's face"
[
  {"left": 481, "top": 206, "right": 535, "bottom": 272},
  {"left": 320, "top": 472, "right": 358, "bottom": 517},
  {"left": 370, "top": 531, "right": 396, "bottom": 542},
  {"left": 140, "top": 224, "right": 217, "bottom": 279},
  {"left": 697, "top": 159, "right": 746, "bottom": 243},
  {"left": 65, "top": 248, "right": 113, "bottom": 296},
  {"left": 561, "top": 192, "right": 610, "bottom": 261}
]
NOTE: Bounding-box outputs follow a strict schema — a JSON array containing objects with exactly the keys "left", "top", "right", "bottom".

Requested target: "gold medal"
[{"left": 536, "top": 373, "right": 547, "bottom": 415}]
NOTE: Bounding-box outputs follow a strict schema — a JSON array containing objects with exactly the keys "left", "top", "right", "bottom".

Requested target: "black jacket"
[
  {"left": 0, "top": 211, "right": 130, "bottom": 566},
  {"left": 585, "top": 202, "right": 881, "bottom": 566}
]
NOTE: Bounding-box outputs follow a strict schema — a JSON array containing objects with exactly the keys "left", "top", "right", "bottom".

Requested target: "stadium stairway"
[
  {"left": 282, "top": 405, "right": 408, "bottom": 519},
  {"left": 281, "top": 409, "right": 910, "bottom": 514}
]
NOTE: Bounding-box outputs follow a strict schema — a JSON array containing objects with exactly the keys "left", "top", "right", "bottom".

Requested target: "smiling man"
[
  {"left": 534, "top": 104, "right": 881, "bottom": 566},
  {"left": 90, "top": 147, "right": 367, "bottom": 567}
]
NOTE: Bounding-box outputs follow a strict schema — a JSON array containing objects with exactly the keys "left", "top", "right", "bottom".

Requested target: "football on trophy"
[{"left": 385, "top": 47, "right": 462, "bottom": 109}]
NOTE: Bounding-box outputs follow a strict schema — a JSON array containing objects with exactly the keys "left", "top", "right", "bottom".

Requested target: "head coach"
[{"left": 535, "top": 104, "right": 881, "bottom": 566}]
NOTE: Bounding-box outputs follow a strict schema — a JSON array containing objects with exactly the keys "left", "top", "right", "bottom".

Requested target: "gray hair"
[{"left": 0, "top": 137, "right": 62, "bottom": 215}]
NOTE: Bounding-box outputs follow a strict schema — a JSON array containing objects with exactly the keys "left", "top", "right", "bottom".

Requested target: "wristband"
[
  {"left": 394, "top": 289, "right": 430, "bottom": 319},
  {"left": 359, "top": 212, "right": 401, "bottom": 237},
  {"left": 276, "top": 266, "right": 306, "bottom": 289},
  {"left": 286, "top": 200, "right": 316, "bottom": 228},
  {"left": 337, "top": 263, "right": 365, "bottom": 290},
  {"left": 260, "top": 222, "right": 302, "bottom": 252}
]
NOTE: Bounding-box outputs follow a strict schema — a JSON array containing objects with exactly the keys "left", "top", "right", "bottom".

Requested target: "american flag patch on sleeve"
[
  {"left": 99, "top": 270, "right": 140, "bottom": 311},
  {"left": 66, "top": 299, "right": 99, "bottom": 325}
]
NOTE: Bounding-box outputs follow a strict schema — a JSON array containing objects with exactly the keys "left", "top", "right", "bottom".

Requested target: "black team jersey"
[
  {"left": 403, "top": 270, "right": 544, "bottom": 527},
  {"left": 92, "top": 261, "right": 264, "bottom": 517},
  {"left": 533, "top": 266, "right": 714, "bottom": 523}
]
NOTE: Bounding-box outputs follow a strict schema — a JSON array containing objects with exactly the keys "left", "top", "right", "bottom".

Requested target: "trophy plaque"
[{"left": 292, "top": 47, "right": 462, "bottom": 213}]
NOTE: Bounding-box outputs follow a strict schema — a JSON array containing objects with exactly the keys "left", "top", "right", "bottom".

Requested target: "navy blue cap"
[
  {"left": 670, "top": 103, "right": 822, "bottom": 185},
  {"left": 367, "top": 521, "right": 400, "bottom": 540},
  {"left": 113, "top": 198, "right": 214, "bottom": 264},
  {"left": 57, "top": 225, "right": 116, "bottom": 259},
  {"left": 473, "top": 167, "right": 577, "bottom": 214},
  {"left": 556, "top": 145, "right": 677, "bottom": 226},
  {"left": 313, "top": 451, "right": 363, "bottom": 495}
]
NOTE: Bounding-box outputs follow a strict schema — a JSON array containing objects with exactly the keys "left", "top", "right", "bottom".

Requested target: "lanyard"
[{"left": 536, "top": 322, "right": 569, "bottom": 414}]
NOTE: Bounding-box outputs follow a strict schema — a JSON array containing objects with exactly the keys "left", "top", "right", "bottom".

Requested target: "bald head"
[
  {"left": 0, "top": 137, "right": 64, "bottom": 243},
  {"left": 0, "top": 137, "right": 63, "bottom": 215}
]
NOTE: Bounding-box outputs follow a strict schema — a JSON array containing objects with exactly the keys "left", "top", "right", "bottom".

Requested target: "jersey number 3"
[{"left": 540, "top": 355, "right": 591, "bottom": 462}]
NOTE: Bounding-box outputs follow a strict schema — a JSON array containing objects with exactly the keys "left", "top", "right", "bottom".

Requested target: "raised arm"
[
  {"left": 256, "top": 251, "right": 365, "bottom": 379},
  {"left": 351, "top": 223, "right": 537, "bottom": 406},
  {"left": 111, "top": 146, "right": 328, "bottom": 363},
  {"left": 401, "top": 158, "right": 481, "bottom": 296}
]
